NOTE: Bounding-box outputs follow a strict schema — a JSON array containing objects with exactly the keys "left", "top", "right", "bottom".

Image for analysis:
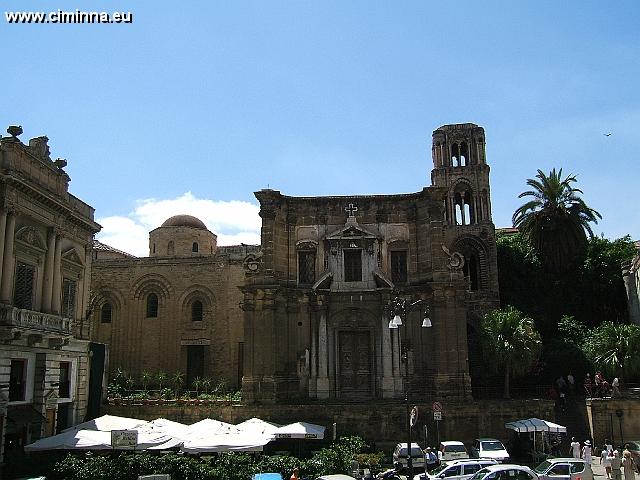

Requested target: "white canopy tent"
[
  {"left": 505, "top": 418, "right": 566, "bottom": 455},
  {"left": 505, "top": 418, "right": 567, "bottom": 433},
  {"left": 62, "top": 414, "right": 148, "bottom": 433},
  {"left": 180, "top": 432, "right": 274, "bottom": 453},
  {"left": 236, "top": 418, "right": 282, "bottom": 436},
  {"left": 25, "top": 429, "right": 182, "bottom": 452},
  {"left": 275, "top": 422, "right": 325, "bottom": 439}
]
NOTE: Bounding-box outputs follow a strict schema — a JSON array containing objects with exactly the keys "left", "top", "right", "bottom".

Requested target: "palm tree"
[
  {"left": 585, "top": 322, "right": 640, "bottom": 379},
  {"left": 512, "top": 168, "right": 601, "bottom": 272},
  {"left": 481, "top": 306, "right": 542, "bottom": 398}
]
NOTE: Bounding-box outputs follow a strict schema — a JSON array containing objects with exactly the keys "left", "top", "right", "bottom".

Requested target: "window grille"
[
  {"left": 14, "top": 262, "right": 35, "bottom": 310},
  {"left": 191, "top": 300, "right": 203, "bottom": 322},
  {"left": 101, "top": 303, "right": 112, "bottom": 323},
  {"left": 391, "top": 251, "right": 408, "bottom": 284},
  {"left": 344, "top": 250, "right": 362, "bottom": 282},
  {"left": 146, "top": 293, "right": 158, "bottom": 318},
  {"left": 61, "top": 278, "right": 76, "bottom": 318},
  {"left": 298, "top": 251, "right": 316, "bottom": 285}
]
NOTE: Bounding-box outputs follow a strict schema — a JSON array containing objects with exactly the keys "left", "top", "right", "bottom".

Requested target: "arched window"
[
  {"left": 100, "top": 303, "right": 112, "bottom": 323},
  {"left": 191, "top": 300, "right": 203, "bottom": 322},
  {"left": 167, "top": 241, "right": 175, "bottom": 256},
  {"left": 146, "top": 293, "right": 158, "bottom": 318},
  {"left": 192, "top": 242, "right": 199, "bottom": 253}
]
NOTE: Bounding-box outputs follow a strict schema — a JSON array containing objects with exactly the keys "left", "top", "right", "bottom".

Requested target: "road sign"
[
  {"left": 111, "top": 429, "right": 138, "bottom": 449},
  {"left": 432, "top": 401, "right": 442, "bottom": 413},
  {"left": 433, "top": 411, "right": 442, "bottom": 421},
  {"left": 410, "top": 406, "right": 419, "bottom": 427}
]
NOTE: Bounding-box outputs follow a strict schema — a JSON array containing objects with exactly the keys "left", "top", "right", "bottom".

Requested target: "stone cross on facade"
[{"left": 345, "top": 203, "right": 358, "bottom": 217}]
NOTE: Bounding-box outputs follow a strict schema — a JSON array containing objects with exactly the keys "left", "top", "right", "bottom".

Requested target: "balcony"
[{"left": 0, "top": 304, "right": 72, "bottom": 336}]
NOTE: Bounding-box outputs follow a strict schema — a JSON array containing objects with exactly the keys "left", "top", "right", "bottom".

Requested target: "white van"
[{"left": 439, "top": 441, "right": 469, "bottom": 461}]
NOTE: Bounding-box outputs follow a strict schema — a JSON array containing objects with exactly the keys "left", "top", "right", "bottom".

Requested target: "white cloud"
[{"left": 96, "top": 192, "right": 261, "bottom": 256}]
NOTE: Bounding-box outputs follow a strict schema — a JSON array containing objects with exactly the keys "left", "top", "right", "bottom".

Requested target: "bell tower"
[{"left": 431, "top": 123, "right": 492, "bottom": 226}]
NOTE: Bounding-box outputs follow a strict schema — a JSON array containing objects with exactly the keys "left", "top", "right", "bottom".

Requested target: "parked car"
[
  {"left": 470, "top": 438, "right": 510, "bottom": 463},
  {"left": 420, "top": 458, "right": 499, "bottom": 480},
  {"left": 252, "top": 474, "right": 284, "bottom": 480},
  {"left": 470, "top": 465, "right": 539, "bottom": 480},
  {"left": 393, "top": 442, "right": 426, "bottom": 469},
  {"left": 533, "top": 458, "right": 593, "bottom": 480},
  {"left": 439, "top": 441, "right": 470, "bottom": 461}
]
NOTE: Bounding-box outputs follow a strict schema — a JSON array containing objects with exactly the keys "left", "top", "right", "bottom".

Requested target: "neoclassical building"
[
  {"left": 241, "top": 123, "right": 500, "bottom": 403},
  {"left": 91, "top": 216, "right": 259, "bottom": 389},
  {"left": 0, "top": 127, "right": 100, "bottom": 462}
]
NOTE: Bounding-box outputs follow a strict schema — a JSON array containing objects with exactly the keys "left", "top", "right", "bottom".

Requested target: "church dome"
[{"left": 161, "top": 214, "right": 207, "bottom": 230}]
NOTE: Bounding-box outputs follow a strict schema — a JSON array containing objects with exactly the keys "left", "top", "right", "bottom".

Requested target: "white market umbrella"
[
  {"left": 62, "top": 414, "right": 148, "bottom": 433},
  {"left": 187, "top": 418, "right": 240, "bottom": 437},
  {"left": 236, "top": 417, "right": 282, "bottom": 436},
  {"left": 275, "top": 421, "right": 325, "bottom": 439},
  {"left": 181, "top": 432, "right": 274, "bottom": 453},
  {"left": 25, "top": 429, "right": 181, "bottom": 452},
  {"left": 138, "top": 418, "right": 191, "bottom": 442}
]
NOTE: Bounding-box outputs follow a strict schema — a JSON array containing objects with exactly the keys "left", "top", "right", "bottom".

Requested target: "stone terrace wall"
[
  {"left": 105, "top": 399, "right": 553, "bottom": 446},
  {"left": 586, "top": 398, "right": 640, "bottom": 447}
]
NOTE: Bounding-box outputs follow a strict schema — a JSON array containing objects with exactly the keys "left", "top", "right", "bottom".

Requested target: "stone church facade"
[
  {"left": 90, "top": 216, "right": 259, "bottom": 390},
  {"left": 0, "top": 127, "right": 100, "bottom": 462},
  {"left": 241, "top": 123, "right": 499, "bottom": 403}
]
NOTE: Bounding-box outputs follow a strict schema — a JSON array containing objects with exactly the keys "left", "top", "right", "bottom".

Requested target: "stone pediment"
[
  {"left": 16, "top": 226, "right": 46, "bottom": 250},
  {"left": 325, "top": 217, "right": 378, "bottom": 242},
  {"left": 62, "top": 247, "right": 84, "bottom": 266}
]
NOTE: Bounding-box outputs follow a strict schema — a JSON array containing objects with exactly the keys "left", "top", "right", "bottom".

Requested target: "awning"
[{"left": 505, "top": 418, "right": 566, "bottom": 433}]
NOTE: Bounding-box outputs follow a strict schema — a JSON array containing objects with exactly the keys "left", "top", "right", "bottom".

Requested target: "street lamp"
[{"left": 387, "top": 296, "right": 432, "bottom": 480}]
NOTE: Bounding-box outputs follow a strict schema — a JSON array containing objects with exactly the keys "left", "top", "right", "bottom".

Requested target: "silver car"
[
  {"left": 421, "top": 459, "right": 499, "bottom": 480},
  {"left": 533, "top": 458, "right": 593, "bottom": 480}
]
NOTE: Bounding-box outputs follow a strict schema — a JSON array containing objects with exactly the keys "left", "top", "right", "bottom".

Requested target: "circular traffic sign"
[
  {"left": 410, "top": 406, "right": 419, "bottom": 427},
  {"left": 432, "top": 401, "right": 442, "bottom": 413}
]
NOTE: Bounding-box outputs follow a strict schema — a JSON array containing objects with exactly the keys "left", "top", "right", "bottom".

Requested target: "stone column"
[
  {"left": 0, "top": 209, "right": 7, "bottom": 288},
  {"left": 41, "top": 229, "right": 56, "bottom": 312},
  {"left": 51, "top": 235, "right": 63, "bottom": 314},
  {"left": 309, "top": 309, "right": 318, "bottom": 398},
  {"left": 381, "top": 312, "right": 394, "bottom": 398},
  {"left": 0, "top": 212, "right": 16, "bottom": 303},
  {"left": 316, "top": 308, "right": 330, "bottom": 399}
]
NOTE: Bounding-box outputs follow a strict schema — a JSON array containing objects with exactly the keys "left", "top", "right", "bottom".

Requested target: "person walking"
[
  {"left": 612, "top": 451, "right": 623, "bottom": 480},
  {"left": 570, "top": 437, "right": 581, "bottom": 459},
  {"left": 623, "top": 451, "right": 636, "bottom": 480},
  {"left": 290, "top": 467, "right": 300, "bottom": 480},
  {"left": 601, "top": 446, "right": 613, "bottom": 479},
  {"left": 582, "top": 440, "right": 593, "bottom": 464}
]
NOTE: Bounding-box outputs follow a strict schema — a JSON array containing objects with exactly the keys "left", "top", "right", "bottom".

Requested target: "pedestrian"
[
  {"left": 567, "top": 373, "right": 576, "bottom": 395},
  {"left": 570, "top": 437, "right": 581, "bottom": 459},
  {"left": 602, "top": 446, "right": 613, "bottom": 479},
  {"left": 606, "top": 439, "right": 614, "bottom": 453},
  {"left": 290, "top": 467, "right": 300, "bottom": 480},
  {"left": 612, "top": 451, "right": 623, "bottom": 480},
  {"left": 585, "top": 373, "right": 593, "bottom": 397},
  {"left": 425, "top": 446, "right": 439, "bottom": 471},
  {"left": 582, "top": 440, "right": 593, "bottom": 464},
  {"left": 612, "top": 377, "right": 620, "bottom": 397},
  {"left": 623, "top": 451, "right": 636, "bottom": 480}
]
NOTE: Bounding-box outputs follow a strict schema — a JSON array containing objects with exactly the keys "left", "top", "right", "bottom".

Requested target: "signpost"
[
  {"left": 111, "top": 429, "right": 138, "bottom": 450},
  {"left": 432, "top": 402, "right": 443, "bottom": 446}
]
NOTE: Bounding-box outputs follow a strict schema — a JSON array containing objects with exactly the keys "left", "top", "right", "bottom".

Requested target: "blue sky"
[{"left": 2, "top": 1, "right": 638, "bottom": 255}]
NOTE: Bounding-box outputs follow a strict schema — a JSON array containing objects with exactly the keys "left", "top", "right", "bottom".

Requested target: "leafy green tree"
[
  {"left": 171, "top": 371, "right": 184, "bottom": 396},
  {"left": 141, "top": 370, "right": 152, "bottom": 392},
  {"left": 155, "top": 371, "right": 167, "bottom": 391},
  {"left": 512, "top": 168, "right": 601, "bottom": 273},
  {"left": 481, "top": 306, "right": 542, "bottom": 398},
  {"left": 584, "top": 322, "right": 640, "bottom": 380}
]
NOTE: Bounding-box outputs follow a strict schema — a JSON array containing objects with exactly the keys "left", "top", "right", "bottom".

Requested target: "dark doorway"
[
  {"left": 87, "top": 343, "right": 106, "bottom": 420},
  {"left": 186, "top": 345, "right": 205, "bottom": 387},
  {"left": 338, "top": 331, "right": 372, "bottom": 399}
]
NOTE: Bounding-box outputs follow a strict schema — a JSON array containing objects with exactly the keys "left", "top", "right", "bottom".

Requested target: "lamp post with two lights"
[{"left": 387, "top": 295, "right": 432, "bottom": 480}]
